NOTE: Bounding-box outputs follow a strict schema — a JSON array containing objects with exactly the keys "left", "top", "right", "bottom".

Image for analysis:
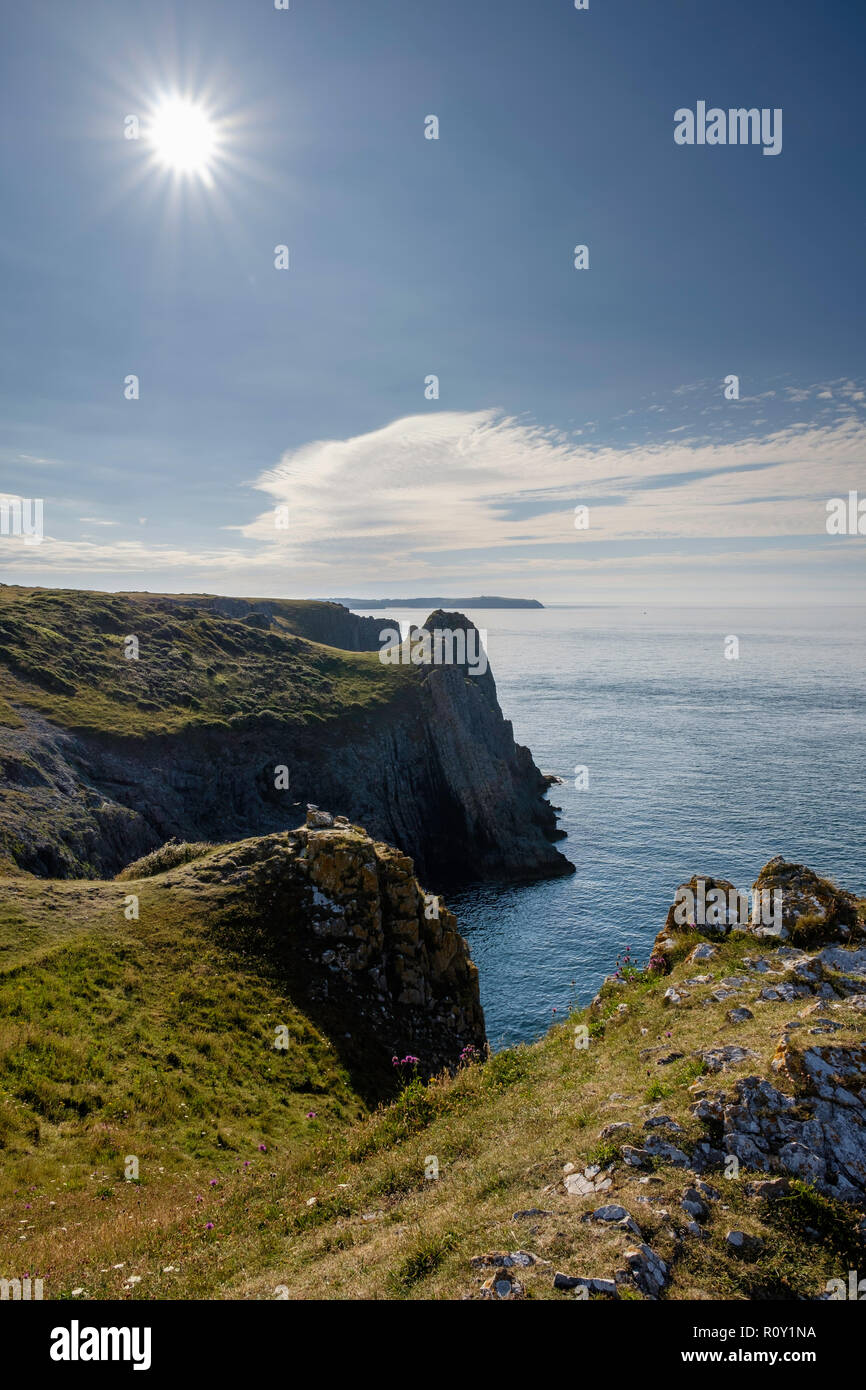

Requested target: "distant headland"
[{"left": 328, "top": 596, "right": 544, "bottom": 609}]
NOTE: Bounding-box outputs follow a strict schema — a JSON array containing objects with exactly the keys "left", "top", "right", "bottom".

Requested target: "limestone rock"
[
  {"left": 819, "top": 946, "right": 866, "bottom": 991},
  {"left": 623, "top": 1244, "right": 670, "bottom": 1298},
  {"left": 623, "top": 1136, "right": 691, "bottom": 1169},
  {"left": 691, "top": 1095, "right": 724, "bottom": 1124},
  {"left": 652, "top": 861, "right": 862, "bottom": 968},
  {"left": 183, "top": 823, "right": 486, "bottom": 1085},
  {"left": 712, "top": 978, "right": 746, "bottom": 1002},
  {"left": 600, "top": 1122, "right": 632, "bottom": 1140},
  {"left": 564, "top": 1168, "right": 613, "bottom": 1196},
  {"left": 716, "top": 1047, "right": 866, "bottom": 1200},
  {"left": 745, "top": 1178, "right": 791, "bottom": 1199},
  {"left": 727, "top": 1007, "right": 754, "bottom": 1024},
  {"left": 588, "top": 1203, "right": 629, "bottom": 1222},
  {"left": 752, "top": 858, "right": 860, "bottom": 944},
  {"left": 662, "top": 875, "right": 737, "bottom": 939},
  {"left": 583, "top": 1204, "right": 643, "bottom": 1237},
  {"left": 743, "top": 956, "right": 774, "bottom": 973},
  {"left": 686, "top": 943, "right": 719, "bottom": 964},
  {"left": 681, "top": 1187, "right": 710, "bottom": 1222},
  {"left": 470, "top": 1250, "right": 540, "bottom": 1270},
  {"left": 700, "top": 1045, "right": 761, "bottom": 1073},
  {"left": 553, "top": 1272, "right": 618, "bottom": 1296},
  {"left": 758, "top": 982, "right": 806, "bottom": 1003},
  {"left": 480, "top": 1271, "right": 524, "bottom": 1300},
  {"left": 725, "top": 1230, "right": 764, "bottom": 1259},
  {"left": 690, "top": 1141, "right": 727, "bottom": 1173}
]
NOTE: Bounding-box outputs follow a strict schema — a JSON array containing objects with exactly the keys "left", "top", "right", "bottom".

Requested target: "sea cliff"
[{"left": 0, "top": 586, "right": 572, "bottom": 886}]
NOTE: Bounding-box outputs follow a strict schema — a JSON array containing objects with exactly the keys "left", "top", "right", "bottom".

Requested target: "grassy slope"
[
  {"left": 2, "top": 895, "right": 864, "bottom": 1300},
  {"left": 0, "top": 864, "right": 366, "bottom": 1297},
  {"left": 0, "top": 586, "right": 415, "bottom": 738}
]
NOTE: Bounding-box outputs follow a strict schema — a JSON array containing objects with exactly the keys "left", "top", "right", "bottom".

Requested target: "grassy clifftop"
[
  {"left": 0, "top": 586, "right": 410, "bottom": 738},
  {"left": 2, "top": 849, "right": 864, "bottom": 1301}
]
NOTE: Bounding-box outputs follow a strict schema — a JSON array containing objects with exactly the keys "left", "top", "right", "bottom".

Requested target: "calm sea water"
[{"left": 354, "top": 606, "right": 866, "bottom": 1049}]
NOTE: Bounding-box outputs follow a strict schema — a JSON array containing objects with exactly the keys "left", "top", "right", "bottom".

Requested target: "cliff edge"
[{"left": 0, "top": 586, "right": 572, "bottom": 886}]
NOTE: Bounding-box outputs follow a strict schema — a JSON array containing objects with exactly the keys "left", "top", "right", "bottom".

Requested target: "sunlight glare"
[{"left": 148, "top": 97, "right": 217, "bottom": 175}]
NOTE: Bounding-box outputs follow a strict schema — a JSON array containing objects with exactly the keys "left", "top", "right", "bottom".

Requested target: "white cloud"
[
  {"left": 240, "top": 407, "right": 866, "bottom": 554},
  {"left": 3, "top": 400, "right": 864, "bottom": 602}
]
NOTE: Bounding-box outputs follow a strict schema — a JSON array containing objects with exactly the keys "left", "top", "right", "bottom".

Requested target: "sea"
[{"left": 352, "top": 605, "right": 866, "bottom": 1050}]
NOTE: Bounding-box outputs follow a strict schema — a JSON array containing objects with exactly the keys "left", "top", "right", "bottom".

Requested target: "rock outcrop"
[
  {"left": 652, "top": 860, "right": 866, "bottom": 1202},
  {"left": 653, "top": 858, "right": 861, "bottom": 958},
  {"left": 169, "top": 813, "right": 487, "bottom": 1091},
  {"left": 753, "top": 857, "right": 860, "bottom": 943},
  {"left": 715, "top": 1044, "right": 866, "bottom": 1201}
]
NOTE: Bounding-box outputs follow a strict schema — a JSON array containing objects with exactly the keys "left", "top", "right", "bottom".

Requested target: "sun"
[{"left": 148, "top": 97, "right": 217, "bottom": 176}]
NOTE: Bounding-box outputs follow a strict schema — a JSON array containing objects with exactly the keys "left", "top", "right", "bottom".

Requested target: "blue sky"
[{"left": 1, "top": 0, "right": 864, "bottom": 601}]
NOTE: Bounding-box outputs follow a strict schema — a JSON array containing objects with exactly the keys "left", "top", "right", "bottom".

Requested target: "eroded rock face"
[
  {"left": 0, "top": 608, "right": 572, "bottom": 886},
  {"left": 176, "top": 821, "right": 487, "bottom": 1090},
  {"left": 704, "top": 1041, "right": 866, "bottom": 1201}
]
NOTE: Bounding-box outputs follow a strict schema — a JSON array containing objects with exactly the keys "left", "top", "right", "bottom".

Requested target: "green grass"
[
  {"left": 0, "top": 871, "right": 364, "bottom": 1193},
  {"left": 1, "top": 849, "right": 864, "bottom": 1300},
  {"left": 0, "top": 586, "right": 418, "bottom": 737}
]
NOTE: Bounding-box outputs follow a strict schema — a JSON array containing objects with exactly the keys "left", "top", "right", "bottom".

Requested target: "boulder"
[
  {"left": 752, "top": 858, "right": 860, "bottom": 944},
  {"left": 700, "top": 1045, "right": 761, "bottom": 1073},
  {"left": 681, "top": 1187, "right": 710, "bottom": 1222},
  {"left": 553, "top": 1272, "right": 618, "bottom": 1296}
]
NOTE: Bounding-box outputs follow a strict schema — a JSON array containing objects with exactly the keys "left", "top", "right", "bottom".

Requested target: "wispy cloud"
[
  {"left": 3, "top": 384, "right": 864, "bottom": 602},
  {"left": 241, "top": 405, "right": 866, "bottom": 553}
]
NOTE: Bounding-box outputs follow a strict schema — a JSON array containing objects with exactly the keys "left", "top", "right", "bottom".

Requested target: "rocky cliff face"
[
  {"left": 165, "top": 813, "right": 487, "bottom": 1090},
  {"left": 0, "top": 589, "right": 572, "bottom": 885},
  {"left": 647, "top": 857, "right": 866, "bottom": 1206}
]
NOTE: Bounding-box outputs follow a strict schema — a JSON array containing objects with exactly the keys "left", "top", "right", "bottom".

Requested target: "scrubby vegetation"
[{"left": 116, "top": 840, "right": 215, "bottom": 880}]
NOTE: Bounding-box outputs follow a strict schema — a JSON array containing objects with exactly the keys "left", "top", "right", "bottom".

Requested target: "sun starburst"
[{"left": 147, "top": 97, "right": 219, "bottom": 178}]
